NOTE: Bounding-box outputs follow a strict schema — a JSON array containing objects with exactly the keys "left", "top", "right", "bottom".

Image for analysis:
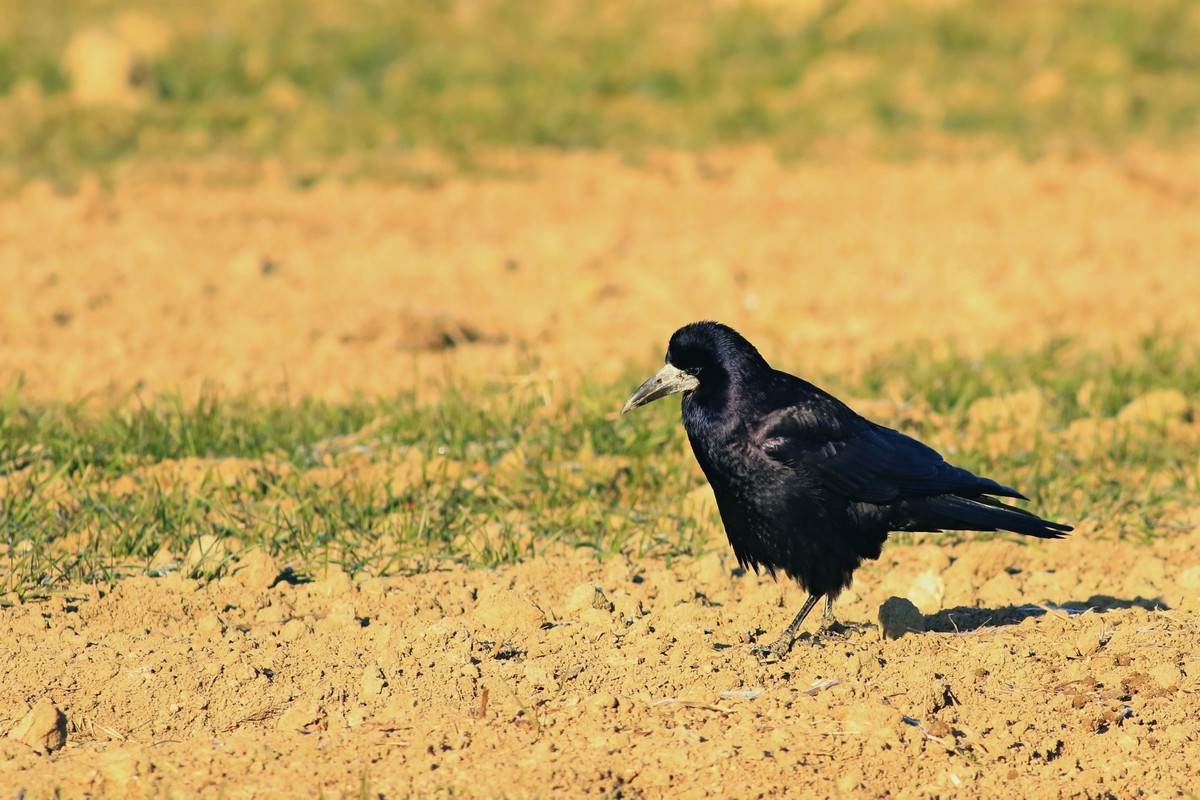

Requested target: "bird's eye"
[{"left": 666, "top": 348, "right": 702, "bottom": 376}]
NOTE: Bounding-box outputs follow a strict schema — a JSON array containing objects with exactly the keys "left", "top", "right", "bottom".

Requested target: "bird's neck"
[
  {"left": 682, "top": 377, "right": 744, "bottom": 436},
  {"left": 686, "top": 360, "right": 772, "bottom": 420}
]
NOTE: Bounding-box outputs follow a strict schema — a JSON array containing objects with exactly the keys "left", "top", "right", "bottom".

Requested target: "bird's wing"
[{"left": 754, "top": 400, "right": 1027, "bottom": 504}]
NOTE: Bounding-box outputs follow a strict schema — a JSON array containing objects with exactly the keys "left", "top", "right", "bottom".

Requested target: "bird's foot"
[
  {"left": 751, "top": 633, "right": 809, "bottom": 662},
  {"left": 750, "top": 641, "right": 790, "bottom": 662},
  {"left": 818, "top": 619, "right": 866, "bottom": 639}
]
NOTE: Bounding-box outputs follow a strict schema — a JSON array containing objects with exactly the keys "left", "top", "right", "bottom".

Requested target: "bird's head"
[{"left": 621, "top": 321, "right": 768, "bottom": 414}]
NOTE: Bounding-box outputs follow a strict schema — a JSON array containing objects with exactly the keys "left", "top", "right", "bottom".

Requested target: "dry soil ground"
[{"left": 3, "top": 151, "right": 1200, "bottom": 798}]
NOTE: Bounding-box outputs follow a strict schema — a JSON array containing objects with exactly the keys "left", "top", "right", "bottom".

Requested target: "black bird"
[{"left": 622, "top": 321, "right": 1070, "bottom": 659}]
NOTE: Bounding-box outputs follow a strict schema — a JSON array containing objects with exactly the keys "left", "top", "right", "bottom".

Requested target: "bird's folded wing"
[{"left": 755, "top": 405, "right": 1027, "bottom": 504}]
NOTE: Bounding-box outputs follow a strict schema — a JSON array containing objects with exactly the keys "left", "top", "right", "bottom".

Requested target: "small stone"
[
  {"left": 926, "top": 718, "right": 953, "bottom": 740},
  {"left": 7, "top": 698, "right": 67, "bottom": 754},
  {"left": 233, "top": 549, "right": 281, "bottom": 590},
  {"left": 566, "top": 584, "right": 614, "bottom": 614},
  {"left": 878, "top": 596, "right": 925, "bottom": 640}
]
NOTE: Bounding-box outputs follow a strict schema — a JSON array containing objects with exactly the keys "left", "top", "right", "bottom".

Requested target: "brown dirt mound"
[{"left": 2, "top": 528, "right": 1198, "bottom": 798}]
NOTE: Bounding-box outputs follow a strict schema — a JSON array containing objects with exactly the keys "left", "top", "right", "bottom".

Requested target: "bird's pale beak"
[{"left": 621, "top": 363, "right": 700, "bottom": 414}]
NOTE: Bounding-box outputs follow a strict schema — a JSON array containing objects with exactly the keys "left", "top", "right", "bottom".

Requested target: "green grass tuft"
[{"left": 2, "top": 337, "right": 1197, "bottom": 599}]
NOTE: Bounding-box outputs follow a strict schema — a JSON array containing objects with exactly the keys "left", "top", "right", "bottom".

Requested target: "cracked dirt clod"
[
  {"left": 7, "top": 699, "right": 68, "bottom": 755},
  {"left": 878, "top": 596, "right": 926, "bottom": 640}
]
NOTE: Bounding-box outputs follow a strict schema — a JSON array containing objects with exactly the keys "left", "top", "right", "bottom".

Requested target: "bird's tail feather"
[{"left": 911, "top": 494, "right": 1072, "bottom": 539}]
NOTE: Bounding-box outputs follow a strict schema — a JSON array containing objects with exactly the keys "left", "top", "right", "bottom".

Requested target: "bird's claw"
[
  {"left": 751, "top": 637, "right": 794, "bottom": 662},
  {"left": 819, "top": 619, "right": 866, "bottom": 639}
]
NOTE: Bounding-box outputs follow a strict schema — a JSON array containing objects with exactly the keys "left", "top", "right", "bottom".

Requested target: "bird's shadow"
[{"left": 922, "top": 594, "right": 1169, "bottom": 634}]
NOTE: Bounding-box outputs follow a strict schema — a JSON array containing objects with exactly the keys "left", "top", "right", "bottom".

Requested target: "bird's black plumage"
[{"left": 622, "top": 321, "right": 1071, "bottom": 659}]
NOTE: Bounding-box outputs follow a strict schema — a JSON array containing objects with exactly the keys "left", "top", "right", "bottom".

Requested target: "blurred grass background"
[{"left": 2, "top": 0, "right": 1199, "bottom": 187}]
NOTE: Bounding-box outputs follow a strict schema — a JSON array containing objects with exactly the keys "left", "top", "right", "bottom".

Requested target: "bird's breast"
[{"left": 686, "top": 429, "right": 796, "bottom": 533}]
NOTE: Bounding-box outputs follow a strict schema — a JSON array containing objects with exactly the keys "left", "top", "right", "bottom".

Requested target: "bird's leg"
[
  {"left": 753, "top": 593, "right": 821, "bottom": 661},
  {"left": 817, "top": 596, "right": 865, "bottom": 637}
]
